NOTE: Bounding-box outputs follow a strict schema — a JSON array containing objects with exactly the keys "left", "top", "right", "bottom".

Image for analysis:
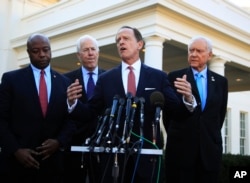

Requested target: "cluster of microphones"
[{"left": 85, "top": 91, "right": 165, "bottom": 152}]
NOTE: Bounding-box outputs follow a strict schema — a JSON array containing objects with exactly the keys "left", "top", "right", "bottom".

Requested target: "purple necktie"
[{"left": 87, "top": 72, "right": 95, "bottom": 99}]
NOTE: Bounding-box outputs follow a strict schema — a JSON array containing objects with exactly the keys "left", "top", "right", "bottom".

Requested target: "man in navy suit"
[
  {"left": 67, "top": 26, "right": 194, "bottom": 183},
  {"left": 63, "top": 35, "right": 105, "bottom": 183},
  {"left": 0, "top": 33, "right": 74, "bottom": 183},
  {"left": 165, "top": 35, "right": 228, "bottom": 183}
]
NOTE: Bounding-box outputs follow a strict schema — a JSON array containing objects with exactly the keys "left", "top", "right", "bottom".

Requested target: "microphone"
[
  {"left": 121, "top": 92, "right": 133, "bottom": 144},
  {"left": 125, "top": 92, "right": 133, "bottom": 122},
  {"left": 111, "top": 98, "right": 125, "bottom": 146},
  {"left": 115, "top": 98, "right": 125, "bottom": 131},
  {"left": 139, "top": 97, "right": 145, "bottom": 140},
  {"left": 150, "top": 91, "right": 165, "bottom": 144},
  {"left": 103, "top": 95, "right": 120, "bottom": 141},
  {"left": 94, "top": 108, "right": 111, "bottom": 146},
  {"left": 150, "top": 91, "right": 165, "bottom": 124},
  {"left": 110, "top": 95, "right": 120, "bottom": 118},
  {"left": 126, "top": 97, "right": 138, "bottom": 144}
]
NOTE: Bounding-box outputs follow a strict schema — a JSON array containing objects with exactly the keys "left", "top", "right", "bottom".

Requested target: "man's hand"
[
  {"left": 67, "top": 79, "right": 83, "bottom": 106},
  {"left": 14, "top": 148, "right": 40, "bottom": 169},
  {"left": 36, "top": 139, "right": 60, "bottom": 160},
  {"left": 174, "top": 74, "right": 193, "bottom": 103}
]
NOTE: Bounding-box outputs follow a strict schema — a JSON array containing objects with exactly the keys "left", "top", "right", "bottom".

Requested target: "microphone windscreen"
[
  {"left": 104, "top": 108, "right": 111, "bottom": 115},
  {"left": 113, "top": 94, "right": 119, "bottom": 100},
  {"left": 150, "top": 91, "right": 165, "bottom": 108},
  {"left": 119, "top": 98, "right": 125, "bottom": 105}
]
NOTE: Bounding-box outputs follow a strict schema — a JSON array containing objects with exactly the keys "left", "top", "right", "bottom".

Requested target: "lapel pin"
[{"left": 211, "top": 76, "right": 215, "bottom": 81}]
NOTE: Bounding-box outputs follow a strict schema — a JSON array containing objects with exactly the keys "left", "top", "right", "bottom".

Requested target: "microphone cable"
[{"left": 130, "top": 131, "right": 162, "bottom": 183}]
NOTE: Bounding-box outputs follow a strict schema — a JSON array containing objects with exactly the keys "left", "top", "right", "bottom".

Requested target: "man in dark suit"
[
  {"left": 63, "top": 35, "right": 105, "bottom": 183},
  {"left": 0, "top": 33, "right": 74, "bottom": 183},
  {"left": 67, "top": 26, "right": 194, "bottom": 183},
  {"left": 165, "top": 35, "right": 228, "bottom": 183}
]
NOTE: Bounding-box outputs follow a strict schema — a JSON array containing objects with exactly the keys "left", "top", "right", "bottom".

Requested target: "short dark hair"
[{"left": 117, "top": 26, "right": 143, "bottom": 42}]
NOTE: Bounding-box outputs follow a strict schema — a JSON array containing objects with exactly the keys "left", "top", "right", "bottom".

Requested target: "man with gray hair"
[
  {"left": 165, "top": 35, "right": 228, "bottom": 183},
  {"left": 63, "top": 35, "right": 105, "bottom": 183}
]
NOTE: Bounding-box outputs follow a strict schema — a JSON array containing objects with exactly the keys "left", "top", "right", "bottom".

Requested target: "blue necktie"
[
  {"left": 87, "top": 72, "right": 95, "bottom": 99},
  {"left": 196, "top": 73, "right": 205, "bottom": 110}
]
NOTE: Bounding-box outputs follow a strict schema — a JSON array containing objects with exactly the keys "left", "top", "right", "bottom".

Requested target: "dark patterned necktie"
[{"left": 87, "top": 72, "right": 95, "bottom": 99}]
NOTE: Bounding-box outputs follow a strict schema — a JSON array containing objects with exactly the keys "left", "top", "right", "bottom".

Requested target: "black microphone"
[
  {"left": 110, "top": 95, "right": 120, "bottom": 118},
  {"left": 121, "top": 92, "right": 133, "bottom": 144},
  {"left": 103, "top": 95, "right": 120, "bottom": 141},
  {"left": 115, "top": 98, "right": 125, "bottom": 131},
  {"left": 150, "top": 91, "right": 165, "bottom": 144},
  {"left": 126, "top": 97, "right": 138, "bottom": 144},
  {"left": 95, "top": 108, "right": 111, "bottom": 145},
  {"left": 111, "top": 98, "right": 125, "bottom": 146},
  {"left": 125, "top": 92, "right": 133, "bottom": 122},
  {"left": 139, "top": 97, "right": 145, "bottom": 140},
  {"left": 150, "top": 91, "right": 165, "bottom": 124}
]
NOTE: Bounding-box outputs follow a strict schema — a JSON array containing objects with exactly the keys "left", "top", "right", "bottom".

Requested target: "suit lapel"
[
  {"left": 205, "top": 70, "right": 216, "bottom": 109},
  {"left": 115, "top": 65, "right": 126, "bottom": 96},
  {"left": 136, "top": 64, "right": 149, "bottom": 97},
  {"left": 25, "top": 66, "right": 45, "bottom": 115},
  {"left": 47, "top": 70, "right": 58, "bottom": 113},
  {"left": 186, "top": 68, "right": 202, "bottom": 105}
]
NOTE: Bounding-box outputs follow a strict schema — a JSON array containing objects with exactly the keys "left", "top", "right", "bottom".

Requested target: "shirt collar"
[
  {"left": 192, "top": 66, "right": 207, "bottom": 79},
  {"left": 122, "top": 59, "right": 141, "bottom": 72},
  {"left": 30, "top": 64, "right": 50, "bottom": 75},
  {"left": 81, "top": 66, "right": 98, "bottom": 76}
]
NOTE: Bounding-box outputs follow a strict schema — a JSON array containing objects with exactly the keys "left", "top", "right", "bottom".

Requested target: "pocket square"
[{"left": 145, "top": 88, "right": 156, "bottom": 90}]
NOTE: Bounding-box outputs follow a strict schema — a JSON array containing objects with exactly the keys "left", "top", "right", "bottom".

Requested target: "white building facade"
[{"left": 0, "top": 0, "right": 250, "bottom": 155}]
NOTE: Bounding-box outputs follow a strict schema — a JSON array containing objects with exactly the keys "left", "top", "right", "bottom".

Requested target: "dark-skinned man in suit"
[{"left": 0, "top": 33, "right": 74, "bottom": 183}]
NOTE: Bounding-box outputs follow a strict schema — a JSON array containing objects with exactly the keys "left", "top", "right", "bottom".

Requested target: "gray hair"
[
  {"left": 188, "top": 35, "right": 213, "bottom": 52},
  {"left": 76, "top": 35, "right": 99, "bottom": 52}
]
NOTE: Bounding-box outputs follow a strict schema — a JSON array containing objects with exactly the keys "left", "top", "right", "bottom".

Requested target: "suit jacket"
[
  {"left": 73, "top": 63, "right": 180, "bottom": 182},
  {"left": 64, "top": 67, "right": 105, "bottom": 145},
  {"left": 165, "top": 67, "right": 228, "bottom": 171},
  {"left": 0, "top": 65, "right": 73, "bottom": 173}
]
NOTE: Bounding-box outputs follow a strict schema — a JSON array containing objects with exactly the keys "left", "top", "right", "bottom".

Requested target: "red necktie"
[
  {"left": 39, "top": 70, "right": 48, "bottom": 117},
  {"left": 127, "top": 66, "right": 136, "bottom": 96}
]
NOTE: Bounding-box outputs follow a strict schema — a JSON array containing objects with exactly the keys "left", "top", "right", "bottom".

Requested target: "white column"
[
  {"left": 0, "top": 0, "right": 20, "bottom": 79},
  {"left": 144, "top": 36, "right": 167, "bottom": 148},
  {"left": 209, "top": 56, "right": 227, "bottom": 76},
  {"left": 0, "top": 0, "right": 10, "bottom": 78},
  {"left": 144, "top": 36, "right": 165, "bottom": 70}
]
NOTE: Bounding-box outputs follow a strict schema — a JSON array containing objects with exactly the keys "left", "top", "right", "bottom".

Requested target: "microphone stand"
[{"left": 112, "top": 152, "right": 119, "bottom": 183}]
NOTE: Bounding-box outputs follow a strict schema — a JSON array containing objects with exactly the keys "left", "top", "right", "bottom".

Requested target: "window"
[{"left": 239, "top": 112, "right": 247, "bottom": 155}]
